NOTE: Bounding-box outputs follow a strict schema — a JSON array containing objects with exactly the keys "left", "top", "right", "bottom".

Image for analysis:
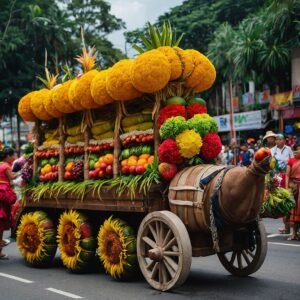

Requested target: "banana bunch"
[
  {"left": 43, "top": 129, "right": 59, "bottom": 146},
  {"left": 261, "top": 187, "right": 296, "bottom": 217},
  {"left": 122, "top": 109, "right": 153, "bottom": 133},
  {"left": 92, "top": 119, "right": 114, "bottom": 140},
  {"left": 66, "top": 125, "right": 83, "bottom": 144}
]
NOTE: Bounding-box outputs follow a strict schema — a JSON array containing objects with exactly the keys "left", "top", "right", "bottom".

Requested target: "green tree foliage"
[{"left": 0, "top": 0, "right": 125, "bottom": 116}]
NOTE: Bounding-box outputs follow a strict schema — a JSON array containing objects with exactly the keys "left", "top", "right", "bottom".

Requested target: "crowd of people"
[{"left": 0, "top": 130, "right": 299, "bottom": 260}]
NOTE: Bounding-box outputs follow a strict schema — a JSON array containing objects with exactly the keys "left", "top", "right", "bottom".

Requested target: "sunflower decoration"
[
  {"left": 71, "top": 47, "right": 100, "bottom": 110},
  {"left": 90, "top": 69, "right": 114, "bottom": 106},
  {"left": 57, "top": 210, "right": 96, "bottom": 271},
  {"left": 184, "top": 49, "right": 216, "bottom": 92},
  {"left": 98, "top": 216, "right": 137, "bottom": 279},
  {"left": 16, "top": 211, "right": 57, "bottom": 266},
  {"left": 18, "top": 91, "right": 38, "bottom": 122},
  {"left": 106, "top": 59, "right": 143, "bottom": 101}
]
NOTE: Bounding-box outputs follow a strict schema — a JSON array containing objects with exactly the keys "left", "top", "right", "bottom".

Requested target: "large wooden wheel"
[
  {"left": 137, "top": 211, "right": 192, "bottom": 291},
  {"left": 217, "top": 221, "right": 267, "bottom": 276}
]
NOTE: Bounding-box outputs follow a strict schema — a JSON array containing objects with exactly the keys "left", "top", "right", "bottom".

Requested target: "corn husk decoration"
[
  {"left": 90, "top": 69, "right": 114, "bottom": 106},
  {"left": 106, "top": 59, "right": 143, "bottom": 101},
  {"left": 18, "top": 91, "right": 38, "bottom": 122},
  {"left": 71, "top": 47, "right": 100, "bottom": 110},
  {"left": 16, "top": 211, "right": 57, "bottom": 266}
]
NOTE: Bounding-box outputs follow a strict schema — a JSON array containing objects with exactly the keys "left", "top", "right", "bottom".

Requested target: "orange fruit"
[
  {"left": 98, "top": 156, "right": 104, "bottom": 163},
  {"left": 103, "top": 153, "right": 114, "bottom": 165},
  {"left": 129, "top": 155, "right": 138, "bottom": 161},
  {"left": 148, "top": 155, "right": 154, "bottom": 164},
  {"left": 137, "top": 158, "right": 147, "bottom": 166},
  {"left": 139, "top": 154, "right": 150, "bottom": 160},
  {"left": 94, "top": 161, "right": 101, "bottom": 169},
  {"left": 144, "top": 163, "right": 149, "bottom": 169},
  {"left": 121, "top": 159, "right": 128, "bottom": 167},
  {"left": 128, "top": 157, "right": 137, "bottom": 166}
]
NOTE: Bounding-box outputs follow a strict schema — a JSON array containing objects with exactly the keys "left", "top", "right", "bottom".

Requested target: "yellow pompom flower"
[
  {"left": 157, "top": 46, "right": 182, "bottom": 81},
  {"left": 30, "top": 89, "right": 53, "bottom": 121},
  {"left": 18, "top": 91, "right": 37, "bottom": 122},
  {"left": 75, "top": 69, "right": 100, "bottom": 109},
  {"left": 68, "top": 79, "right": 84, "bottom": 111},
  {"left": 43, "top": 89, "right": 63, "bottom": 118},
  {"left": 185, "top": 49, "right": 216, "bottom": 92},
  {"left": 173, "top": 47, "right": 195, "bottom": 79},
  {"left": 131, "top": 49, "right": 171, "bottom": 93},
  {"left": 106, "top": 59, "right": 142, "bottom": 101},
  {"left": 90, "top": 70, "right": 114, "bottom": 106},
  {"left": 52, "top": 80, "right": 76, "bottom": 114},
  {"left": 176, "top": 129, "right": 202, "bottom": 158}
]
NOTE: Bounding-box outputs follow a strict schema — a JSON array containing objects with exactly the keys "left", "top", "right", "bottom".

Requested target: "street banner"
[
  {"left": 242, "top": 92, "right": 254, "bottom": 106},
  {"left": 270, "top": 91, "right": 293, "bottom": 109},
  {"left": 257, "top": 89, "right": 271, "bottom": 104},
  {"left": 213, "top": 110, "right": 262, "bottom": 132}
]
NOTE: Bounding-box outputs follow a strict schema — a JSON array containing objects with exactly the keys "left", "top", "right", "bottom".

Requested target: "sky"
[{"left": 106, "top": 0, "right": 184, "bottom": 56}]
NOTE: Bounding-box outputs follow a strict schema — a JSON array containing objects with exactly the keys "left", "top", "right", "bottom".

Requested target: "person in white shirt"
[
  {"left": 271, "top": 133, "right": 294, "bottom": 172},
  {"left": 271, "top": 133, "right": 294, "bottom": 234}
]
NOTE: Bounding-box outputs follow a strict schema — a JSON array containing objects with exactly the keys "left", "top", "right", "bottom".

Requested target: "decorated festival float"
[{"left": 16, "top": 23, "right": 278, "bottom": 291}]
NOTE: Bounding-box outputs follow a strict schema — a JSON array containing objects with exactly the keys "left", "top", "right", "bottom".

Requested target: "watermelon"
[{"left": 80, "top": 237, "right": 97, "bottom": 251}]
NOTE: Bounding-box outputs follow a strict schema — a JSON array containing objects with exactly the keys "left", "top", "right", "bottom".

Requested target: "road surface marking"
[
  {"left": 267, "top": 233, "right": 286, "bottom": 238},
  {"left": 268, "top": 242, "right": 300, "bottom": 247},
  {"left": 46, "top": 288, "right": 83, "bottom": 299},
  {"left": 0, "top": 272, "right": 34, "bottom": 283}
]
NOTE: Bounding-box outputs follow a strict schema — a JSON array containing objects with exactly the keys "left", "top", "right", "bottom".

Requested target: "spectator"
[
  {"left": 285, "top": 143, "right": 300, "bottom": 240},
  {"left": 263, "top": 131, "right": 276, "bottom": 148},
  {"left": 271, "top": 133, "right": 294, "bottom": 234},
  {"left": 239, "top": 144, "right": 253, "bottom": 167},
  {"left": 0, "top": 147, "right": 17, "bottom": 259},
  {"left": 286, "top": 134, "right": 295, "bottom": 148}
]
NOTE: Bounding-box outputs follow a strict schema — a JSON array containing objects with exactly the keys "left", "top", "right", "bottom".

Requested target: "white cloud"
[{"left": 106, "top": 0, "right": 184, "bottom": 55}]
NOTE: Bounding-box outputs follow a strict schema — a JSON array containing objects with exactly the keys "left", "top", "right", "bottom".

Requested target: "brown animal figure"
[{"left": 169, "top": 150, "right": 273, "bottom": 233}]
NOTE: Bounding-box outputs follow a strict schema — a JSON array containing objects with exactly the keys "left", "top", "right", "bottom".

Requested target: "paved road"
[{"left": 0, "top": 219, "right": 299, "bottom": 300}]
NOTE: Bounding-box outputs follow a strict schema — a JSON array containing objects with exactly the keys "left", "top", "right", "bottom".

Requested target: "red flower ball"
[
  {"left": 186, "top": 103, "right": 207, "bottom": 119},
  {"left": 200, "top": 133, "right": 222, "bottom": 161},
  {"left": 158, "top": 104, "right": 186, "bottom": 128},
  {"left": 158, "top": 139, "right": 183, "bottom": 165}
]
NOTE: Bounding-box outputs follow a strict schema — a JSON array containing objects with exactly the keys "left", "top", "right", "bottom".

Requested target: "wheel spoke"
[
  {"left": 163, "top": 257, "right": 176, "bottom": 278},
  {"left": 159, "top": 262, "right": 168, "bottom": 284},
  {"left": 142, "top": 236, "right": 157, "bottom": 249},
  {"left": 229, "top": 252, "right": 236, "bottom": 264},
  {"left": 146, "top": 260, "right": 155, "bottom": 270},
  {"left": 163, "top": 256, "right": 178, "bottom": 272},
  {"left": 150, "top": 262, "right": 159, "bottom": 279},
  {"left": 242, "top": 250, "right": 251, "bottom": 265},
  {"left": 155, "top": 221, "right": 161, "bottom": 245},
  {"left": 163, "top": 251, "right": 180, "bottom": 256},
  {"left": 164, "top": 237, "right": 177, "bottom": 251},
  {"left": 162, "top": 228, "right": 172, "bottom": 248},
  {"left": 246, "top": 249, "right": 255, "bottom": 258},
  {"left": 237, "top": 253, "right": 243, "bottom": 269},
  {"left": 148, "top": 223, "right": 158, "bottom": 242}
]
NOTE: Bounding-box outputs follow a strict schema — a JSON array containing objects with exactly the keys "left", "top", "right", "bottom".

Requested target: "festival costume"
[
  {"left": 287, "top": 158, "right": 300, "bottom": 224},
  {"left": 0, "top": 162, "right": 17, "bottom": 231}
]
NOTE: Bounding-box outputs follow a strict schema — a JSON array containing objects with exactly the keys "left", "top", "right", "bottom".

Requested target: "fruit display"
[
  {"left": 87, "top": 140, "right": 114, "bottom": 153},
  {"left": 120, "top": 130, "right": 154, "bottom": 147},
  {"left": 91, "top": 119, "right": 114, "bottom": 140},
  {"left": 42, "top": 128, "right": 60, "bottom": 146},
  {"left": 88, "top": 153, "right": 114, "bottom": 179},
  {"left": 21, "top": 156, "right": 33, "bottom": 184},
  {"left": 66, "top": 125, "right": 83, "bottom": 144},
  {"left": 121, "top": 109, "right": 153, "bottom": 133},
  {"left": 64, "top": 159, "right": 84, "bottom": 181},
  {"left": 121, "top": 154, "right": 154, "bottom": 176},
  {"left": 38, "top": 156, "right": 59, "bottom": 182}
]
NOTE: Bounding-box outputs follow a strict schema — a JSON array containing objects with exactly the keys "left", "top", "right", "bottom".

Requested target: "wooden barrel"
[{"left": 168, "top": 165, "right": 226, "bottom": 233}]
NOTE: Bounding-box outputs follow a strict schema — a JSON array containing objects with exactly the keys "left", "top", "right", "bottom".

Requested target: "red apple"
[
  {"left": 100, "top": 162, "right": 108, "bottom": 171},
  {"left": 158, "top": 163, "right": 177, "bottom": 181},
  {"left": 129, "top": 165, "right": 136, "bottom": 175},
  {"left": 121, "top": 165, "right": 130, "bottom": 175},
  {"left": 89, "top": 170, "right": 96, "bottom": 179},
  {"left": 106, "top": 165, "right": 113, "bottom": 175},
  {"left": 136, "top": 165, "right": 146, "bottom": 175},
  {"left": 98, "top": 170, "right": 106, "bottom": 178}
]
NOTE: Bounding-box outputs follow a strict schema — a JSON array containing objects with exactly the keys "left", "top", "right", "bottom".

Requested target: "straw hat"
[{"left": 263, "top": 131, "right": 276, "bottom": 140}]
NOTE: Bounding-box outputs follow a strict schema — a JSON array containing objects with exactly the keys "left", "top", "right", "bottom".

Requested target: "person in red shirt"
[
  {"left": 285, "top": 143, "right": 300, "bottom": 240},
  {"left": 0, "top": 147, "right": 17, "bottom": 259}
]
